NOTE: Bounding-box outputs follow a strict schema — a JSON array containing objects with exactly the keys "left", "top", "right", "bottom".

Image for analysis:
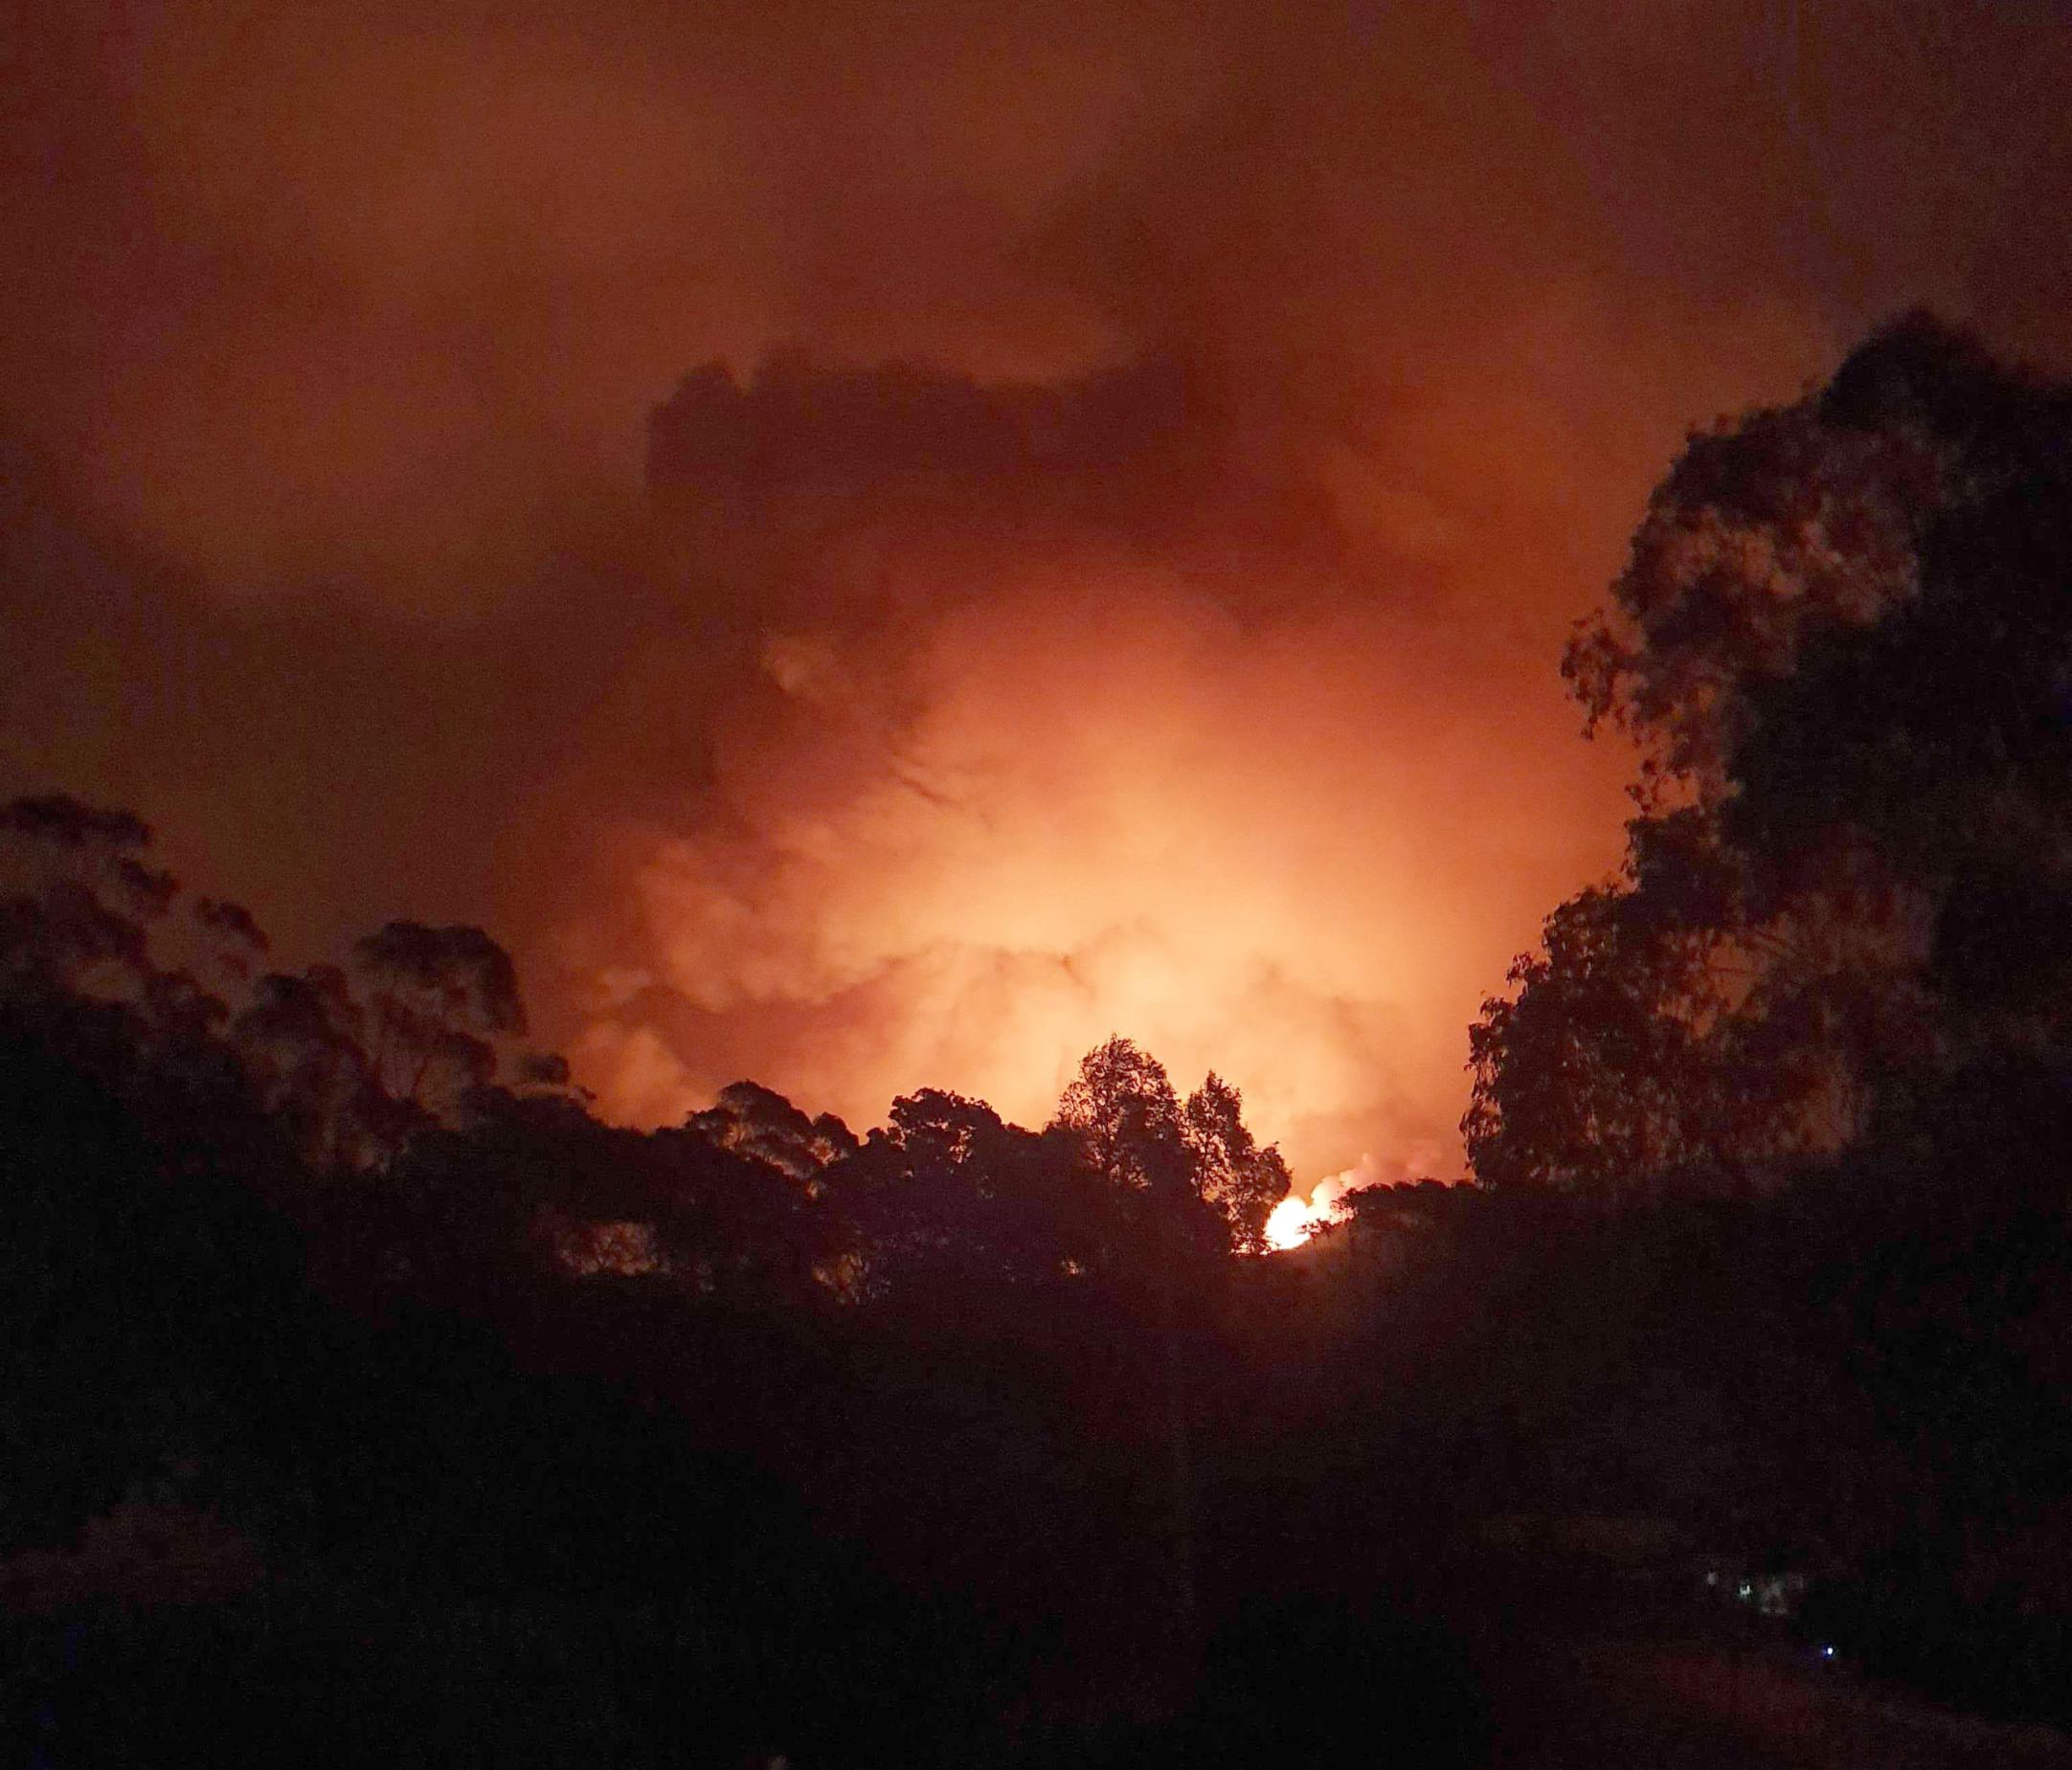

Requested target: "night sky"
[{"left": 7, "top": 0, "right": 2070, "bottom": 1184}]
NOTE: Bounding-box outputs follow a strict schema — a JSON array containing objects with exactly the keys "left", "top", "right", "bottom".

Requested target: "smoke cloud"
[{"left": 6, "top": 0, "right": 2070, "bottom": 1176}]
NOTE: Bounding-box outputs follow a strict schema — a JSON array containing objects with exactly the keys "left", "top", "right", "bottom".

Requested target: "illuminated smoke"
[
  {"left": 574, "top": 346, "right": 1676, "bottom": 1176},
  {"left": 7, "top": 2, "right": 2071, "bottom": 1179}
]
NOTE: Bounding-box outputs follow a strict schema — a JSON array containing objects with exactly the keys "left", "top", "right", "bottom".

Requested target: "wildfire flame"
[
  {"left": 1263, "top": 1193, "right": 1330, "bottom": 1251},
  {"left": 1260, "top": 1155, "right": 1408, "bottom": 1251}
]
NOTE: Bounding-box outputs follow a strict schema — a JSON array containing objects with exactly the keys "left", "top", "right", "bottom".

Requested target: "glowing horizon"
[{"left": 11, "top": 1, "right": 2065, "bottom": 1184}]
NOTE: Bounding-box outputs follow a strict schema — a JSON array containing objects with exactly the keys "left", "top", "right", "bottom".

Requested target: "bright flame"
[
  {"left": 1262, "top": 1154, "right": 1400, "bottom": 1250},
  {"left": 1264, "top": 1193, "right": 1329, "bottom": 1250}
]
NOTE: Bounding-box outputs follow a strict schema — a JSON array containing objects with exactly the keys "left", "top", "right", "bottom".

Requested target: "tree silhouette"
[
  {"left": 1470, "top": 314, "right": 2072, "bottom": 1195},
  {"left": 1053, "top": 1036, "right": 1189, "bottom": 1199},
  {"left": 1182, "top": 1072, "right": 1292, "bottom": 1256},
  {"left": 232, "top": 966, "right": 391, "bottom": 1170},
  {"left": 1464, "top": 874, "right": 1728, "bottom": 1198},
  {"left": 822, "top": 1088, "right": 1096, "bottom": 1309},
  {"left": 350, "top": 921, "right": 527, "bottom": 1111},
  {"left": 0, "top": 794, "right": 178, "bottom": 1005},
  {"left": 687, "top": 1079, "right": 858, "bottom": 1183},
  {"left": 1050, "top": 1036, "right": 1289, "bottom": 1660}
]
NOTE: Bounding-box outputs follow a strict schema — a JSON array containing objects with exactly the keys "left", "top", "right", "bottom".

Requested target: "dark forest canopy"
[{"left": 0, "top": 788, "right": 1293, "bottom": 1318}]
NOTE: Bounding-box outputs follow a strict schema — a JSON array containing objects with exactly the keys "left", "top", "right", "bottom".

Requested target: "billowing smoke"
[
  {"left": 6, "top": 0, "right": 2071, "bottom": 1177},
  {"left": 569, "top": 346, "right": 1657, "bottom": 1172}
]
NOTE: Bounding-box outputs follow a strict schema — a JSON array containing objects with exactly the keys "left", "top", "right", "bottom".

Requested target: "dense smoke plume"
[{"left": 6, "top": 0, "right": 2071, "bottom": 1178}]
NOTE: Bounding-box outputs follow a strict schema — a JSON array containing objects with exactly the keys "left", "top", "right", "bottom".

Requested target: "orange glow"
[
  {"left": 570, "top": 571, "right": 1615, "bottom": 1176},
  {"left": 10, "top": 0, "right": 2068, "bottom": 1188}
]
